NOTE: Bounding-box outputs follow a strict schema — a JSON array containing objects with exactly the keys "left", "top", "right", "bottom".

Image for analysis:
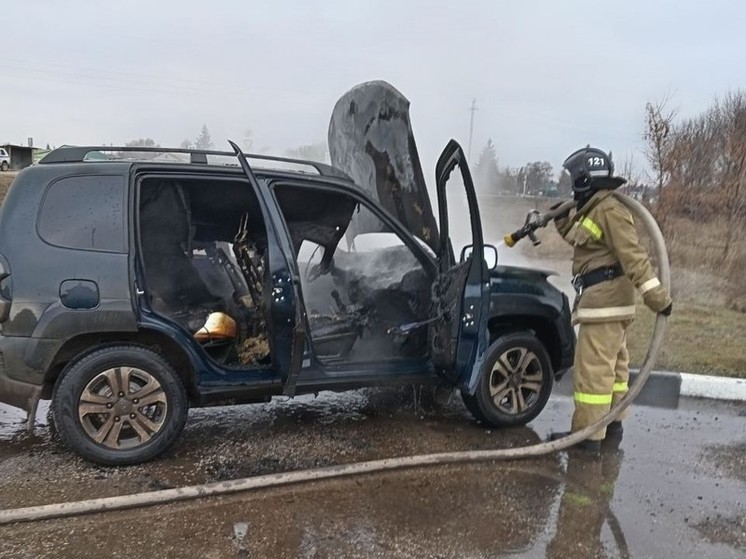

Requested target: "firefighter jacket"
[{"left": 555, "top": 190, "right": 672, "bottom": 324}]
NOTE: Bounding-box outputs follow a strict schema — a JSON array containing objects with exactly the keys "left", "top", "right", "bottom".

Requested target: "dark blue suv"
[{"left": 0, "top": 138, "right": 573, "bottom": 465}]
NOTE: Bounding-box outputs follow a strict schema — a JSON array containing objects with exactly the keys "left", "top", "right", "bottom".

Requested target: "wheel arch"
[
  {"left": 487, "top": 315, "right": 563, "bottom": 375},
  {"left": 43, "top": 329, "right": 199, "bottom": 402}
]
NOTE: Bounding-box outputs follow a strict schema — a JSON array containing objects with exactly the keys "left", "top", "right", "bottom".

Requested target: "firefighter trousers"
[{"left": 571, "top": 320, "right": 633, "bottom": 441}]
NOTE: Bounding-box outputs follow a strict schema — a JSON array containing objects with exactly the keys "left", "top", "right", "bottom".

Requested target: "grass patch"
[{"left": 628, "top": 301, "right": 746, "bottom": 378}]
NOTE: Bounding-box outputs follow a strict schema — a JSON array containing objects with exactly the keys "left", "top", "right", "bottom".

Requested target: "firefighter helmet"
[{"left": 562, "top": 146, "right": 626, "bottom": 194}]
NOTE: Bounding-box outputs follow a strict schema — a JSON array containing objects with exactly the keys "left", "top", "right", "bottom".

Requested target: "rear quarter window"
[{"left": 38, "top": 175, "right": 127, "bottom": 252}]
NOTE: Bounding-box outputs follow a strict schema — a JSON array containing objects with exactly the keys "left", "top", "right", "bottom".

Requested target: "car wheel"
[
  {"left": 461, "top": 332, "right": 553, "bottom": 427},
  {"left": 0, "top": 162, "right": 8, "bottom": 172},
  {"left": 52, "top": 345, "right": 188, "bottom": 466}
]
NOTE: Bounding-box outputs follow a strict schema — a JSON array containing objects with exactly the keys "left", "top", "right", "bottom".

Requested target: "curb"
[
  {"left": 679, "top": 372, "right": 746, "bottom": 401},
  {"left": 554, "top": 369, "right": 746, "bottom": 409}
]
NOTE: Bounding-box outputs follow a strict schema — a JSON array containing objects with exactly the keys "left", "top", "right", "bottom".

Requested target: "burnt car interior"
[
  {"left": 138, "top": 177, "right": 272, "bottom": 368},
  {"left": 137, "top": 177, "right": 436, "bottom": 371},
  {"left": 274, "top": 184, "right": 433, "bottom": 364}
]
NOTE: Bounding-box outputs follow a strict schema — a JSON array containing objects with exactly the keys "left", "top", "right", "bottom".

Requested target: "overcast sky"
[{"left": 2, "top": 0, "right": 744, "bottom": 176}]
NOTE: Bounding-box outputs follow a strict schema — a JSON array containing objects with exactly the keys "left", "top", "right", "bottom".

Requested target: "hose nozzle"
[
  {"left": 502, "top": 199, "right": 577, "bottom": 249},
  {"left": 504, "top": 209, "right": 542, "bottom": 249}
]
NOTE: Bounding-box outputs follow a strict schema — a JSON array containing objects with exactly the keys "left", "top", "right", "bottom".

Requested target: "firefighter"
[{"left": 550, "top": 147, "right": 672, "bottom": 451}]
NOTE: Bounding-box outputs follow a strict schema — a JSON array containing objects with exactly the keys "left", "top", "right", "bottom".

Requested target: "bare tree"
[
  {"left": 718, "top": 92, "right": 746, "bottom": 271},
  {"left": 524, "top": 161, "right": 553, "bottom": 195},
  {"left": 643, "top": 95, "right": 678, "bottom": 205},
  {"left": 497, "top": 166, "right": 520, "bottom": 195},
  {"left": 649, "top": 89, "right": 746, "bottom": 309},
  {"left": 617, "top": 154, "right": 648, "bottom": 202}
]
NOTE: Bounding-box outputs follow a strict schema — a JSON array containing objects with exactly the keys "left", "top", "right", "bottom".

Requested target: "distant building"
[{"left": 0, "top": 144, "right": 37, "bottom": 170}]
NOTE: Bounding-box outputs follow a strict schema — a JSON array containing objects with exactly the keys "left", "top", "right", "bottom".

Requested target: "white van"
[{"left": 0, "top": 148, "right": 9, "bottom": 171}]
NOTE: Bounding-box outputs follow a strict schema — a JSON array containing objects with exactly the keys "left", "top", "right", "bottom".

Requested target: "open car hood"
[{"left": 328, "top": 81, "right": 441, "bottom": 255}]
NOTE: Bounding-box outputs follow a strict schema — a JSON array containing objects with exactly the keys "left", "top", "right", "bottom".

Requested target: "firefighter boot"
[{"left": 603, "top": 421, "right": 623, "bottom": 448}]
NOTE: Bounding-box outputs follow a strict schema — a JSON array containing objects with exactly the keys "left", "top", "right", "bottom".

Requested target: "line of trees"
[
  {"left": 472, "top": 138, "right": 567, "bottom": 197},
  {"left": 122, "top": 126, "right": 254, "bottom": 154},
  {"left": 646, "top": 91, "right": 745, "bottom": 223},
  {"left": 120, "top": 127, "right": 327, "bottom": 163},
  {"left": 644, "top": 90, "right": 746, "bottom": 299}
]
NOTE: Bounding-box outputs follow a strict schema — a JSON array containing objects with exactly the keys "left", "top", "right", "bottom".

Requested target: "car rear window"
[{"left": 38, "top": 175, "right": 126, "bottom": 252}]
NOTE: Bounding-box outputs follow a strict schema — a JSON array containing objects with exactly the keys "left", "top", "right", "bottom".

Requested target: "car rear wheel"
[
  {"left": 461, "top": 332, "right": 553, "bottom": 427},
  {"left": 53, "top": 345, "right": 188, "bottom": 466},
  {"left": 0, "top": 162, "right": 8, "bottom": 172}
]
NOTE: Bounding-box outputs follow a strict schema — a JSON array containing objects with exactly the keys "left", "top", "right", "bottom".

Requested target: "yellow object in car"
[{"left": 193, "top": 312, "right": 237, "bottom": 341}]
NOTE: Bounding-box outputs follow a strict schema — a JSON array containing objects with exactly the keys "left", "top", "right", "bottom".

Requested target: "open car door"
[
  {"left": 230, "top": 142, "right": 306, "bottom": 396},
  {"left": 429, "top": 140, "right": 490, "bottom": 383}
]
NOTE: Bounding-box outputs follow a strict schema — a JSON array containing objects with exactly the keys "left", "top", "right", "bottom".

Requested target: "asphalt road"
[{"left": 0, "top": 388, "right": 744, "bottom": 558}]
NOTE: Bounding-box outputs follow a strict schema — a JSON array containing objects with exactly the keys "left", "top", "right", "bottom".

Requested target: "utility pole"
[{"left": 468, "top": 98, "right": 478, "bottom": 161}]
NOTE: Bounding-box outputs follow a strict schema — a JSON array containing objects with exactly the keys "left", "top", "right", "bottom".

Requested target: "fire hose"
[{"left": 0, "top": 194, "right": 669, "bottom": 525}]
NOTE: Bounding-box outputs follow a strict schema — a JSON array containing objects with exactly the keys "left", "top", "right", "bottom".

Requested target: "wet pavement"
[{"left": 0, "top": 389, "right": 744, "bottom": 558}]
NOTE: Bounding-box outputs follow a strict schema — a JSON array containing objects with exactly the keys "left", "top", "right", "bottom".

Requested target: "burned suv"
[{"left": 0, "top": 92, "right": 573, "bottom": 466}]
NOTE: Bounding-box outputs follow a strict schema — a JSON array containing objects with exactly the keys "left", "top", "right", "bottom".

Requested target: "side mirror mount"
[{"left": 460, "top": 244, "right": 498, "bottom": 270}]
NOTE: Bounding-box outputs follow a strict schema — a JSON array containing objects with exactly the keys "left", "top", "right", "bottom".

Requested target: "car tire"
[
  {"left": 461, "top": 332, "right": 553, "bottom": 427},
  {"left": 52, "top": 345, "right": 188, "bottom": 466},
  {"left": 0, "top": 162, "right": 8, "bottom": 172},
  {"left": 46, "top": 404, "right": 60, "bottom": 442}
]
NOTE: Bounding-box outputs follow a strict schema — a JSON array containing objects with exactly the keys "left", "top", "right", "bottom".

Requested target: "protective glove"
[{"left": 659, "top": 302, "right": 673, "bottom": 317}]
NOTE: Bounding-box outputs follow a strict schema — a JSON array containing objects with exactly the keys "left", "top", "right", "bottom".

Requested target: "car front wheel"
[
  {"left": 0, "top": 162, "right": 8, "bottom": 172},
  {"left": 53, "top": 345, "right": 188, "bottom": 466},
  {"left": 461, "top": 332, "right": 553, "bottom": 427}
]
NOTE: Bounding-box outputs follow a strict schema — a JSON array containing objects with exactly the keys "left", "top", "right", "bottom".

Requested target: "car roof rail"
[{"left": 38, "top": 145, "right": 350, "bottom": 180}]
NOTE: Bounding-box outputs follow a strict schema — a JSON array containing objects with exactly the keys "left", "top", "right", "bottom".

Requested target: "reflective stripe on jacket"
[{"left": 555, "top": 191, "right": 672, "bottom": 324}]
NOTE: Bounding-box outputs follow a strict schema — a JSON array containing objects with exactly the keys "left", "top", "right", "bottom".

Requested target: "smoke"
[{"left": 429, "top": 165, "right": 561, "bottom": 300}]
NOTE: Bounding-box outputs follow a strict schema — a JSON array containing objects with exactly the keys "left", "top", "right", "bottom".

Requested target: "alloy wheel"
[
  {"left": 78, "top": 367, "right": 168, "bottom": 449},
  {"left": 488, "top": 346, "right": 544, "bottom": 415}
]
